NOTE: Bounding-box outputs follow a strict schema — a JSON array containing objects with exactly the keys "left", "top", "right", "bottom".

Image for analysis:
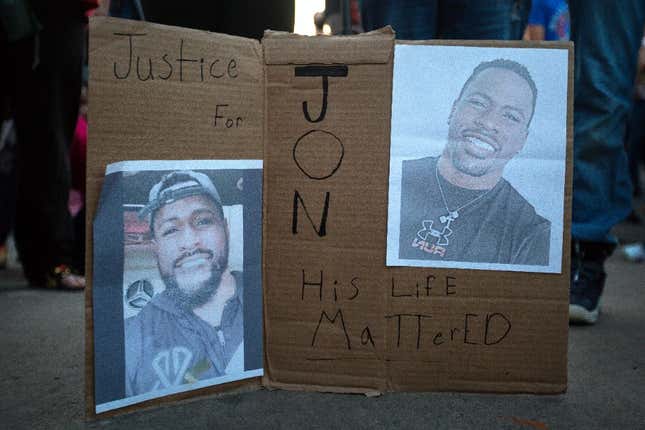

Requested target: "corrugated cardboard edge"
[
  {"left": 263, "top": 26, "right": 394, "bottom": 64},
  {"left": 563, "top": 40, "right": 574, "bottom": 391},
  {"left": 88, "top": 379, "right": 262, "bottom": 420},
  {"left": 260, "top": 27, "right": 272, "bottom": 405},
  {"left": 84, "top": 16, "right": 264, "bottom": 420},
  {"left": 263, "top": 380, "right": 382, "bottom": 397},
  {"left": 265, "top": 380, "right": 565, "bottom": 396}
]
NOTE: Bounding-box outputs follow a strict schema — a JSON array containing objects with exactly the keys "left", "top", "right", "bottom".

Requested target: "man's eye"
[
  {"left": 503, "top": 112, "right": 520, "bottom": 122},
  {"left": 195, "top": 216, "right": 215, "bottom": 227},
  {"left": 161, "top": 227, "right": 178, "bottom": 237},
  {"left": 468, "top": 99, "right": 486, "bottom": 108}
]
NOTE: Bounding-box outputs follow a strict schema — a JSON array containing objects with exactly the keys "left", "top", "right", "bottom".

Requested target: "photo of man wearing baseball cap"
[
  {"left": 126, "top": 170, "right": 243, "bottom": 396},
  {"left": 92, "top": 160, "right": 262, "bottom": 413}
]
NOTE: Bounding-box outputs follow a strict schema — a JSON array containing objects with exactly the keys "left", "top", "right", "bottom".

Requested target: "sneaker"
[
  {"left": 621, "top": 242, "right": 645, "bottom": 263},
  {"left": 569, "top": 240, "right": 613, "bottom": 325}
]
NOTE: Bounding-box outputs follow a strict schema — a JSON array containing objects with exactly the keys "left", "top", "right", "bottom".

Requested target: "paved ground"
[{"left": 1, "top": 209, "right": 643, "bottom": 429}]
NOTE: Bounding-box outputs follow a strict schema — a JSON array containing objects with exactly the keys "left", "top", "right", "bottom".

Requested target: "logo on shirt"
[
  {"left": 151, "top": 346, "right": 193, "bottom": 390},
  {"left": 412, "top": 220, "right": 449, "bottom": 257}
]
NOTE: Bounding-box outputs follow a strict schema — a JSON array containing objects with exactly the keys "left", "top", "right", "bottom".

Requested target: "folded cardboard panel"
[
  {"left": 86, "top": 17, "right": 573, "bottom": 416},
  {"left": 86, "top": 17, "right": 264, "bottom": 417},
  {"left": 262, "top": 33, "right": 572, "bottom": 393}
]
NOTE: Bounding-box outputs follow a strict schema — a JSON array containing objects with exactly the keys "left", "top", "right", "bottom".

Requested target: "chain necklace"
[
  {"left": 435, "top": 163, "right": 494, "bottom": 224},
  {"left": 417, "top": 163, "right": 495, "bottom": 248}
]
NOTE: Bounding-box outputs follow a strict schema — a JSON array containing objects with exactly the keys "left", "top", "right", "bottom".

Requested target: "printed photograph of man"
[
  {"left": 125, "top": 170, "right": 243, "bottom": 396},
  {"left": 387, "top": 46, "right": 568, "bottom": 273},
  {"left": 125, "top": 171, "right": 244, "bottom": 396},
  {"left": 92, "top": 160, "right": 263, "bottom": 413}
]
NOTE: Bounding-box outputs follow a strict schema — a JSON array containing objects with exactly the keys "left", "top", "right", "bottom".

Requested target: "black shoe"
[{"left": 569, "top": 240, "right": 614, "bottom": 324}]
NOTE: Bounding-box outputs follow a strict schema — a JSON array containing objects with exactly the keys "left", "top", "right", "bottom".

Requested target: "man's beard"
[
  {"left": 448, "top": 143, "right": 490, "bottom": 177},
  {"left": 446, "top": 130, "right": 495, "bottom": 178},
  {"left": 161, "top": 250, "right": 228, "bottom": 310}
]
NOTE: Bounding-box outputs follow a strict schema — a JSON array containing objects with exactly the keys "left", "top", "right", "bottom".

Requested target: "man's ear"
[
  {"left": 514, "top": 128, "right": 530, "bottom": 157},
  {"left": 448, "top": 99, "right": 458, "bottom": 125}
]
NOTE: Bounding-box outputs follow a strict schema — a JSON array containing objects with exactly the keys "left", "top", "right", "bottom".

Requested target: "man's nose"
[
  {"left": 178, "top": 226, "right": 201, "bottom": 250},
  {"left": 474, "top": 108, "right": 500, "bottom": 133}
]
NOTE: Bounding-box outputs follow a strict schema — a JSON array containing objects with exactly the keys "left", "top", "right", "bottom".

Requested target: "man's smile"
[
  {"left": 462, "top": 131, "right": 499, "bottom": 158},
  {"left": 175, "top": 251, "right": 213, "bottom": 269}
]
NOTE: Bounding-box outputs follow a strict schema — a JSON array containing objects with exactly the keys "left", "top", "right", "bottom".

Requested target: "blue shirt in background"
[{"left": 528, "top": 0, "right": 570, "bottom": 40}]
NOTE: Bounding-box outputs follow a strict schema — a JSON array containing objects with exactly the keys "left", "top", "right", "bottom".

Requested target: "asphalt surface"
[{"left": 1, "top": 210, "right": 643, "bottom": 430}]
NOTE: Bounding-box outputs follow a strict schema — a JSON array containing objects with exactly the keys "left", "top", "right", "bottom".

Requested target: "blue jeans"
[
  {"left": 569, "top": 0, "right": 645, "bottom": 243},
  {"left": 627, "top": 99, "right": 645, "bottom": 197},
  {"left": 360, "top": 0, "right": 530, "bottom": 40}
]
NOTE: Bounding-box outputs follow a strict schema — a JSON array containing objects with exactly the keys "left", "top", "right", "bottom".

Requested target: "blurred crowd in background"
[{"left": 1, "top": 0, "right": 643, "bottom": 324}]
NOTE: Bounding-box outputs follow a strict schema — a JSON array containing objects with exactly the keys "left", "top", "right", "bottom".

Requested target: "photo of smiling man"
[
  {"left": 387, "top": 46, "right": 568, "bottom": 273},
  {"left": 92, "top": 160, "right": 263, "bottom": 413},
  {"left": 125, "top": 169, "right": 245, "bottom": 396}
]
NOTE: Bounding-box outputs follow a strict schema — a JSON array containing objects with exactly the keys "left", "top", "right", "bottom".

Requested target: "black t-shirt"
[{"left": 399, "top": 156, "right": 550, "bottom": 265}]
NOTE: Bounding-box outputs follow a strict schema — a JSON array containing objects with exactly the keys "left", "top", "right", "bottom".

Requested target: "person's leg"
[
  {"left": 627, "top": 99, "right": 645, "bottom": 199},
  {"left": 568, "top": 0, "right": 645, "bottom": 323},
  {"left": 9, "top": 35, "right": 47, "bottom": 283},
  {"left": 11, "top": 22, "right": 84, "bottom": 286},
  {"left": 0, "top": 120, "right": 17, "bottom": 249},
  {"left": 438, "top": 0, "right": 530, "bottom": 40},
  {"left": 360, "top": 0, "right": 439, "bottom": 39},
  {"left": 360, "top": 0, "right": 529, "bottom": 40},
  {"left": 73, "top": 206, "right": 86, "bottom": 274}
]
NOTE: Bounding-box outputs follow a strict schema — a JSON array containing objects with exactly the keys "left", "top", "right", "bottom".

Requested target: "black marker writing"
[
  {"left": 484, "top": 313, "right": 512, "bottom": 345},
  {"left": 113, "top": 33, "right": 146, "bottom": 79},
  {"left": 213, "top": 104, "right": 243, "bottom": 128},
  {"left": 391, "top": 275, "right": 458, "bottom": 298},
  {"left": 295, "top": 65, "right": 348, "bottom": 123},
  {"left": 311, "top": 309, "right": 351, "bottom": 350},
  {"left": 292, "top": 190, "right": 330, "bottom": 236},
  {"left": 300, "top": 270, "right": 360, "bottom": 302},
  {"left": 292, "top": 130, "right": 344, "bottom": 180},
  {"left": 361, "top": 326, "right": 375, "bottom": 347},
  {"left": 112, "top": 33, "right": 239, "bottom": 82},
  {"left": 302, "top": 270, "right": 323, "bottom": 301},
  {"left": 385, "top": 313, "right": 432, "bottom": 349}
]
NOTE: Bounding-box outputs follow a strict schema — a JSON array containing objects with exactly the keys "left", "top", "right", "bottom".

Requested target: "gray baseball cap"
[{"left": 139, "top": 170, "right": 222, "bottom": 221}]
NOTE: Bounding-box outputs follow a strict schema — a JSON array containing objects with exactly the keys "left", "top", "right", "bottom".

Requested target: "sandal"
[{"left": 45, "top": 264, "right": 86, "bottom": 290}]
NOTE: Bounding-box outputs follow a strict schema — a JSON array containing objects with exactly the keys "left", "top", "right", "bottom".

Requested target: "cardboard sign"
[
  {"left": 87, "top": 16, "right": 573, "bottom": 417},
  {"left": 262, "top": 34, "right": 572, "bottom": 393},
  {"left": 86, "top": 17, "right": 264, "bottom": 416}
]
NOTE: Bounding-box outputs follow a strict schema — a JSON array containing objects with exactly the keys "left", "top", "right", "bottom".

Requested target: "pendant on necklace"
[{"left": 439, "top": 210, "right": 459, "bottom": 224}]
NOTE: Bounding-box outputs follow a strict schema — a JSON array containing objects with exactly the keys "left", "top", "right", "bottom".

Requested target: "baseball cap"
[{"left": 138, "top": 170, "right": 222, "bottom": 221}]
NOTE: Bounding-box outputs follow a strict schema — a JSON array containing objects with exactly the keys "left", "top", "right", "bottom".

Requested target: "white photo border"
[{"left": 386, "top": 45, "right": 568, "bottom": 273}]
